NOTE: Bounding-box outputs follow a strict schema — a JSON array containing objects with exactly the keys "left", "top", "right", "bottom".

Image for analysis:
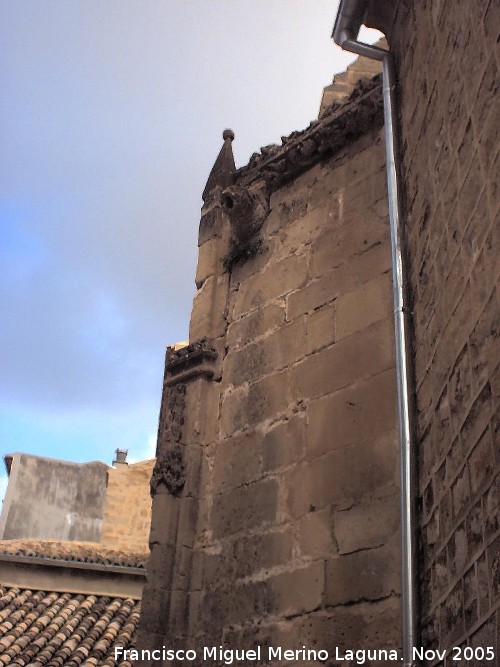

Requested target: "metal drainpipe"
[{"left": 333, "top": 3, "right": 419, "bottom": 667}]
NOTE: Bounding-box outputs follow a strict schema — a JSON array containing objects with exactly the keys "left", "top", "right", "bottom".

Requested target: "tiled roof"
[
  {"left": 0, "top": 586, "right": 140, "bottom": 667},
  {"left": 0, "top": 541, "right": 147, "bottom": 570}
]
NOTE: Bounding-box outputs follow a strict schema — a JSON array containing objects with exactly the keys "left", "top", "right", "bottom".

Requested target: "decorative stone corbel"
[{"left": 164, "top": 338, "right": 218, "bottom": 386}]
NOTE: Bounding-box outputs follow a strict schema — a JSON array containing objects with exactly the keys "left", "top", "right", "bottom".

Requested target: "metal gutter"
[{"left": 332, "top": 2, "right": 419, "bottom": 666}]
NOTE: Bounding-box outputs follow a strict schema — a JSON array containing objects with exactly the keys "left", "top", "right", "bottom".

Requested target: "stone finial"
[{"left": 202, "top": 129, "right": 236, "bottom": 202}]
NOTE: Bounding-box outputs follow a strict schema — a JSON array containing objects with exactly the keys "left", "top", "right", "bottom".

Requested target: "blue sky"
[{"left": 0, "top": 1, "right": 379, "bottom": 501}]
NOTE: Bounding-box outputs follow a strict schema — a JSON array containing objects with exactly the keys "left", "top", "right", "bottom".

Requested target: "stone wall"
[
  {"left": 0, "top": 453, "right": 154, "bottom": 553},
  {"left": 101, "top": 459, "right": 155, "bottom": 551},
  {"left": 318, "top": 39, "right": 384, "bottom": 115},
  {"left": 137, "top": 78, "right": 405, "bottom": 663},
  {"left": 0, "top": 454, "right": 108, "bottom": 542},
  {"left": 367, "top": 0, "right": 499, "bottom": 658}
]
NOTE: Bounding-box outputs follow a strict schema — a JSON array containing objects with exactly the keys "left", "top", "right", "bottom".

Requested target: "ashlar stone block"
[
  {"left": 288, "top": 241, "right": 391, "bottom": 319},
  {"left": 226, "top": 303, "right": 285, "bottom": 349},
  {"left": 231, "top": 253, "right": 308, "bottom": 319},
  {"left": 335, "top": 272, "right": 393, "bottom": 340},
  {"left": 333, "top": 489, "right": 400, "bottom": 554},
  {"left": 297, "top": 508, "right": 337, "bottom": 559},
  {"left": 291, "top": 317, "right": 395, "bottom": 403},
  {"left": 307, "top": 367, "right": 397, "bottom": 457},
  {"left": 190, "top": 274, "right": 229, "bottom": 341},
  {"left": 325, "top": 542, "right": 401, "bottom": 606},
  {"left": 263, "top": 415, "right": 306, "bottom": 472},
  {"left": 220, "top": 370, "right": 291, "bottom": 438},
  {"left": 285, "top": 428, "right": 399, "bottom": 518},
  {"left": 195, "top": 236, "right": 227, "bottom": 288},
  {"left": 224, "top": 316, "right": 306, "bottom": 386},
  {"left": 311, "top": 216, "right": 389, "bottom": 278},
  {"left": 212, "top": 478, "right": 279, "bottom": 538},
  {"left": 213, "top": 430, "right": 263, "bottom": 493}
]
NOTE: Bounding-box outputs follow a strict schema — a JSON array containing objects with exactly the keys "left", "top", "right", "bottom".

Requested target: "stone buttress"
[{"left": 137, "top": 75, "right": 405, "bottom": 665}]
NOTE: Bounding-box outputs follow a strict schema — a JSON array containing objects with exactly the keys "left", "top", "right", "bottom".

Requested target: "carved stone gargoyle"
[{"left": 221, "top": 182, "right": 269, "bottom": 247}]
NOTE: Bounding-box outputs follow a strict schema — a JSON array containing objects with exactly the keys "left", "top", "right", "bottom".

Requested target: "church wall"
[
  {"left": 194, "top": 128, "right": 401, "bottom": 657},
  {"left": 137, "top": 85, "right": 407, "bottom": 660},
  {"left": 368, "top": 0, "right": 499, "bottom": 656}
]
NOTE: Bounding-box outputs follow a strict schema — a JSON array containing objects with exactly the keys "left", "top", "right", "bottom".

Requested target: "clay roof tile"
[
  {"left": 0, "top": 589, "right": 139, "bottom": 667},
  {"left": 0, "top": 541, "right": 147, "bottom": 570}
]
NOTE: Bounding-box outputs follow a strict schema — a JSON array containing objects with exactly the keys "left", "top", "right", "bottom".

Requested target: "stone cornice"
[
  {"left": 165, "top": 338, "right": 218, "bottom": 386},
  {"left": 0, "top": 539, "right": 147, "bottom": 568},
  {"left": 234, "top": 74, "right": 383, "bottom": 191},
  {"left": 0, "top": 553, "right": 145, "bottom": 599}
]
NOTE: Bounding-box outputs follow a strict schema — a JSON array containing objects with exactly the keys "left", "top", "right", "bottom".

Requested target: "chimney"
[{"left": 112, "top": 449, "right": 128, "bottom": 466}]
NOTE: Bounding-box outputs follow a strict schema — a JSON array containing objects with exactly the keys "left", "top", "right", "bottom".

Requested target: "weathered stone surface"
[
  {"left": 381, "top": 0, "right": 500, "bottom": 650},
  {"left": 291, "top": 317, "right": 395, "bottom": 402},
  {"left": 195, "top": 236, "right": 227, "bottom": 288},
  {"left": 266, "top": 187, "right": 309, "bottom": 236},
  {"left": 146, "top": 542, "right": 176, "bottom": 584},
  {"left": 304, "top": 301, "right": 336, "bottom": 354},
  {"left": 226, "top": 303, "right": 285, "bottom": 349},
  {"left": 220, "top": 370, "right": 291, "bottom": 438},
  {"left": 325, "top": 542, "right": 401, "bottom": 605},
  {"left": 310, "top": 215, "right": 389, "bottom": 279},
  {"left": 307, "top": 368, "right": 397, "bottom": 456},
  {"left": 288, "top": 242, "right": 391, "bottom": 320},
  {"left": 213, "top": 430, "right": 262, "bottom": 493},
  {"left": 148, "top": 485, "right": 179, "bottom": 548},
  {"left": 101, "top": 459, "right": 154, "bottom": 551},
  {"left": 335, "top": 272, "right": 393, "bottom": 340},
  {"left": 333, "top": 489, "right": 400, "bottom": 554},
  {"left": 231, "top": 253, "right": 308, "bottom": 319},
  {"left": 285, "top": 429, "right": 399, "bottom": 518},
  {"left": 224, "top": 316, "right": 306, "bottom": 386},
  {"left": 268, "top": 561, "right": 324, "bottom": 617},
  {"left": 183, "top": 380, "right": 220, "bottom": 446},
  {"left": 189, "top": 274, "right": 229, "bottom": 341},
  {"left": 224, "top": 597, "right": 401, "bottom": 656},
  {"left": 212, "top": 478, "right": 279, "bottom": 538},
  {"left": 262, "top": 415, "right": 305, "bottom": 472},
  {"left": 202, "top": 535, "right": 294, "bottom": 601},
  {"left": 267, "top": 202, "right": 339, "bottom": 260},
  {"left": 228, "top": 243, "right": 276, "bottom": 290},
  {"left": 198, "top": 204, "right": 225, "bottom": 246},
  {"left": 297, "top": 508, "right": 337, "bottom": 559},
  {"left": 202, "top": 560, "right": 324, "bottom": 631}
]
